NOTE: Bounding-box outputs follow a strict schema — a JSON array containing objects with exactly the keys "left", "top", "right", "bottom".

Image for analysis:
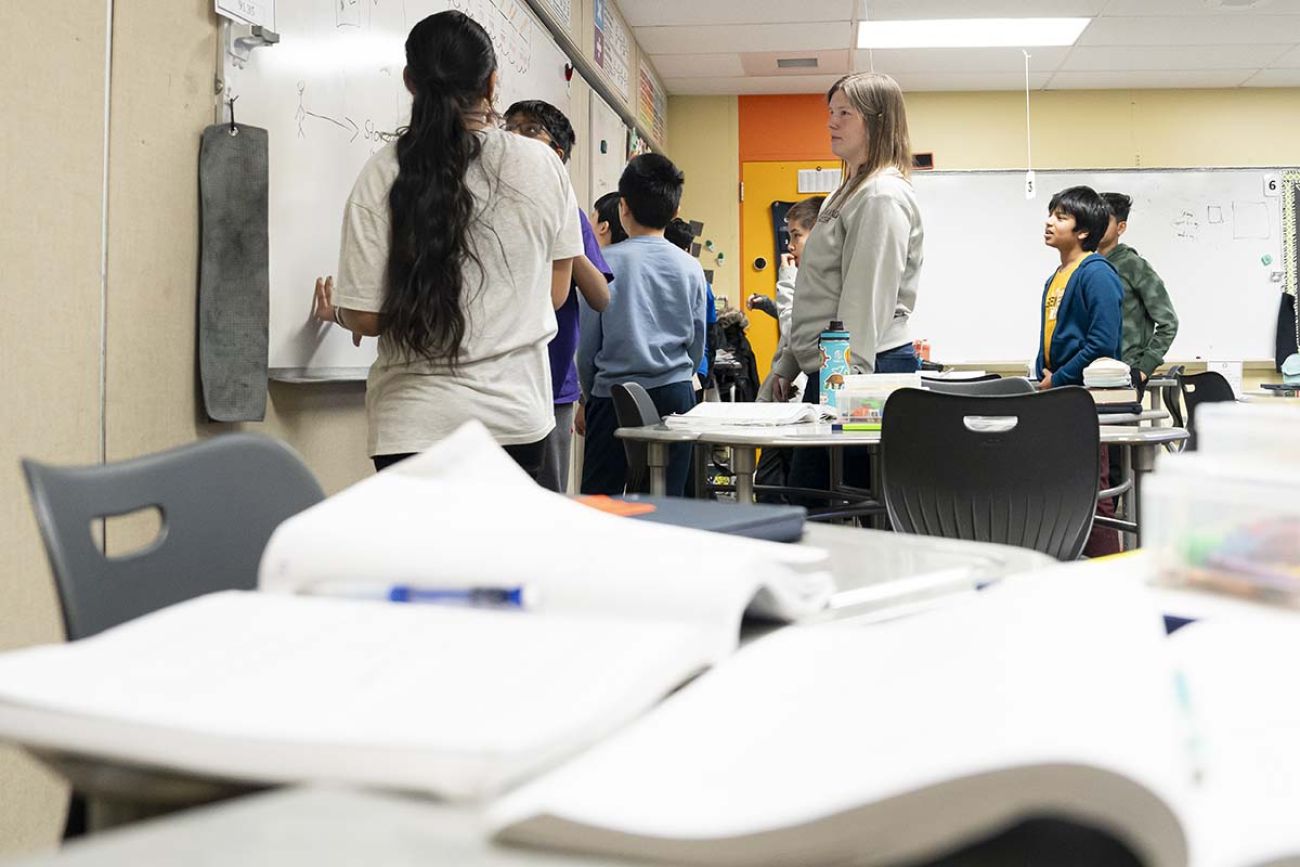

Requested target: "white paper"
[
  {"left": 215, "top": 0, "right": 273, "bottom": 29},
  {"left": 492, "top": 572, "right": 1187, "bottom": 854},
  {"left": 259, "top": 422, "right": 833, "bottom": 658},
  {"left": 0, "top": 592, "right": 714, "bottom": 800},
  {"left": 663, "top": 402, "right": 833, "bottom": 428}
]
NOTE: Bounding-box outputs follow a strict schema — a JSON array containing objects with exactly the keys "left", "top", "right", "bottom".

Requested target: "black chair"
[
  {"left": 1177, "top": 370, "right": 1236, "bottom": 451},
  {"left": 1161, "top": 364, "right": 1186, "bottom": 428},
  {"left": 880, "top": 387, "right": 1100, "bottom": 561},
  {"left": 923, "top": 377, "right": 1037, "bottom": 397},
  {"left": 23, "top": 433, "right": 325, "bottom": 641},
  {"left": 610, "top": 382, "right": 663, "bottom": 494}
]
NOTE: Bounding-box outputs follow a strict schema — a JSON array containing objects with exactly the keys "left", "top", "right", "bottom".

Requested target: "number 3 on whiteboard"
[{"left": 1265, "top": 175, "right": 1281, "bottom": 197}]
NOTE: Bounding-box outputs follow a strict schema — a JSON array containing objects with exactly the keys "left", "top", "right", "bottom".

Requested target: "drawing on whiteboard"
[
  {"left": 296, "top": 82, "right": 360, "bottom": 142},
  {"left": 1173, "top": 210, "right": 1199, "bottom": 240},
  {"left": 449, "top": 0, "right": 533, "bottom": 75},
  {"left": 1207, "top": 205, "right": 1224, "bottom": 225},
  {"left": 336, "top": 0, "right": 361, "bottom": 29}
]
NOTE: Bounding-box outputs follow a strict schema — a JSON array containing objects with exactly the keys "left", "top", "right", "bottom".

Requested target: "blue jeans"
[
  {"left": 581, "top": 381, "right": 697, "bottom": 496},
  {"left": 787, "top": 344, "right": 917, "bottom": 497}
]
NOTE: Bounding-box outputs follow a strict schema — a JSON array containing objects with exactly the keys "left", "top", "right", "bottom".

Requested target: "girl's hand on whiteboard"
[
  {"left": 314, "top": 276, "right": 363, "bottom": 346},
  {"left": 313, "top": 276, "right": 337, "bottom": 324}
]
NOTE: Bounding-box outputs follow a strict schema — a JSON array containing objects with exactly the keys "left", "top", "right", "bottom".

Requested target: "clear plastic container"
[
  {"left": 836, "top": 373, "right": 922, "bottom": 427},
  {"left": 1194, "top": 402, "right": 1300, "bottom": 464},
  {"left": 1143, "top": 452, "right": 1300, "bottom": 606}
]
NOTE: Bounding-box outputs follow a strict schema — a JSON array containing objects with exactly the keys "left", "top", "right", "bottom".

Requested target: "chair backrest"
[
  {"left": 1177, "top": 370, "right": 1236, "bottom": 451},
  {"left": 880, "top": 387, "right": 1100, "bottom": 561},
  {"left": 610, "top": 382, "right": 663, "bottom": 494},
  {"left": 22, "top": 433, "right": 325, "bottom": 640},
  {"left": 922, "top": 377, "right": 1036, "bottom": 397},
  {"left": 1161, "top": 364, "right": 1186, "bottom": 429}
]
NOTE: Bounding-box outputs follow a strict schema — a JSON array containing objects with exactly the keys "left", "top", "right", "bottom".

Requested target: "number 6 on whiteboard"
[{"left": 1265, "top": 175, "right": 1281, "bottom": 197}]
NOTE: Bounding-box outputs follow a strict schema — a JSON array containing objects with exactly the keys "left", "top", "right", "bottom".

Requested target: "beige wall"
[
  {"left": 0, "top": 0, "right": 109, "bottom": 849},
  {"left": 904, "top": 88, "right": 1300, "bottom": 170},
  {"left": 666, "top": 96, "right": 741, "bottom": 308}
]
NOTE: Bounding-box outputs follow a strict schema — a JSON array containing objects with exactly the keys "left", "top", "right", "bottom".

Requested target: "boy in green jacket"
[{"left": 1099, "top": 193, "right": 1179, "bottom": 382}]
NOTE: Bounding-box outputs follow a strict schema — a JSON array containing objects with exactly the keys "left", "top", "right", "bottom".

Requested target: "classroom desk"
[
  {"left": 618, "top": 422, "right": 1189, "bottom": 546},
  {"left": 1094, "top": 425, "right": 1189, "bottom": 547},
  {"left": 1239, "top": 391, "right": 1300, "bottom": 404},
  {"left": 1145, "top": 376, "right": 1178, "bottom": 412},
  {"left": 8, "top": 525, "right": 1049, "bottom": 839}
]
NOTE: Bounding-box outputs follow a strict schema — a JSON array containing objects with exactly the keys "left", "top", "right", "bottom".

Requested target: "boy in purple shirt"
[{"left": 505, "top": 101, "right": 613, "bottom": 492}]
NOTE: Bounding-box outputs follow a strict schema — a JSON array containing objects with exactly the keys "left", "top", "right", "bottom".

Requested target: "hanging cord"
[{"left": 1023, "top": 50, "right": 1033, "bottom": 173}]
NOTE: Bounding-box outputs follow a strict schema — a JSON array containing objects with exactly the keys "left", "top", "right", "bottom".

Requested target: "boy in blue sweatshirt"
[
  {"left": 1036, "top": 186, "right": 1124, "bottom": 389},
  {"left": 1036, "top": 185, "right": 1124, "bottom": 557},
  {"left": 578, "top": 154, "right": 707, "bottom": 496}
]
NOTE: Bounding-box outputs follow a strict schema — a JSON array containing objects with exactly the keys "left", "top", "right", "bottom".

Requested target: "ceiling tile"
[
  {"left": 888, "top": 71, "right": 1055, "bottom": 91},
  {"left": 1076, "top": 15, "right": 1300, "bottom": 45},
  {"left": 1046, "top": 69, "right": 1257, "bottom": 88},
  {"left": 1103, "top": 0, "right": 1300, "bottom": 14},
  {"left": 635, "top": 22, "right": 854, "bottom": 55},
  {"left": 1060, "top": 44, "right": 1293, "bottom": 70},
  {"left": 858, "top": 0, "right": 1108, "bottom": 19},
  {"left": 1243, "top": 67, "right": 1300, "bottom": 84},
  {"left": 854, "top": 47, "right": 1072, "bottom": 73},
  {"left": 649, "top": 53, "right": 748, "bottom": 78},
  {"left": 663, "top": 75, "right": 847, "bottom": 95},
  {"left": 620, "top": 0, "right": 853, "bottom": 27},
  {"left": 1270, "top": 44, "right": 1300, "bottom": 66}
]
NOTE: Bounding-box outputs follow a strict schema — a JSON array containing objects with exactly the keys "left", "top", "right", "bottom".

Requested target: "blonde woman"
[{"left": 770, "top": 72, "right": 924, "bottom": 494}]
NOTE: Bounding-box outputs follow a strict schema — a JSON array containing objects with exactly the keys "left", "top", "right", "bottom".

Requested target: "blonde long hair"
[{"left": 823, "top": 72, "right": 913, "bottom": 216}]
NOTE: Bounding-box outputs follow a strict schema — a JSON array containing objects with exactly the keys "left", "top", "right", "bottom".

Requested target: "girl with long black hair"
[{"left": 313, "top": 11, "right": 583, "bottom": 477}]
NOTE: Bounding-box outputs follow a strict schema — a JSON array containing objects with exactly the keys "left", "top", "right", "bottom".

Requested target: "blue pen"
[
  {"left": 309, "top": 581, "right": 532, "bottom": 609},
  {"left": 387, "top": 585, "right": 527, "bottom": 607}
]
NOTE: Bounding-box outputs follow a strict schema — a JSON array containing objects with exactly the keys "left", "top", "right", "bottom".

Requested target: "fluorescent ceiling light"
[{"left": 857, "top": 18, "right": 1090, "bottom": 49}]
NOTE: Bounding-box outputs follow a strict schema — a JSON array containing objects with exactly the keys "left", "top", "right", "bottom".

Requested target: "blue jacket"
[{"left": 1035, "top": 254, "right": 1123, "bottom": 387}]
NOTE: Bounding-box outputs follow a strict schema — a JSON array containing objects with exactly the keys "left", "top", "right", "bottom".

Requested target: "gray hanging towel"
[{"left": 198, "top": 123, "right": 270, "bottom": 422}]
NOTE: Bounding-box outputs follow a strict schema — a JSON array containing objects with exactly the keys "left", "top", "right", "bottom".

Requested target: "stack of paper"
[
  {"left": 1083, "top": 357, "right": 1132, "bottom": 389},
  {"left": 662, "top": 402, "right": 833, "bottom": 429}
]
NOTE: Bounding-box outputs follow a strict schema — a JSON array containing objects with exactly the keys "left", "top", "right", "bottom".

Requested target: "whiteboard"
[
  {"left": 588, "top": 90, "right": 628, "bottom": 207},
  {"left": 224, "top": 0, "right": 577, "bottom": 380},
  {"left": 906, "top": 168, "right": 1292, "bottom": 366}
]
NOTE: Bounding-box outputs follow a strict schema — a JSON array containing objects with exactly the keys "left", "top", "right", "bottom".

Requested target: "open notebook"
[
  {"left": 490, "top": 564, "right": 1300, "bottom": 867},
  {"left": 259, "top": 422, "right": 833, "bottom": 658},
  {"left": 0, "top": 423, "right": 834, "bottom": 801}
]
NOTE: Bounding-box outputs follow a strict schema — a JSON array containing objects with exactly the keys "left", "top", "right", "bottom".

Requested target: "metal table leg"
[
  {"left": 732, "top": 447, "right": 757, "bottom": 505},
  {"left": 647, "top": 442, "right": 668, "bottom": 497},
  {"left": 1119, "top": 442, "right": 1134, "bottom": 550}
]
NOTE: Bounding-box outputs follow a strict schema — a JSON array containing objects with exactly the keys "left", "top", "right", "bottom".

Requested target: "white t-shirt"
[{"left": 334, "top": 129, "right": 583, "bottom": 456}]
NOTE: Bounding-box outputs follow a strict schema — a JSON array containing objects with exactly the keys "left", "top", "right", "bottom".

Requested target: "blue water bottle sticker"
[{"left": 818, "top": 320, "right": 851, "bottom": 414}]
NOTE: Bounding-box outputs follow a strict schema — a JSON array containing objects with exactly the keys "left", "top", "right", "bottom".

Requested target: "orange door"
[{"left": 739, "top": 160, "right": 840, "bottom": 380}]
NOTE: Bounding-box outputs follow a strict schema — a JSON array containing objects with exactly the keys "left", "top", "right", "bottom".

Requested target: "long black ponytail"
[{"left": 385, "top": 11, "right": 497, "bottom": 367}]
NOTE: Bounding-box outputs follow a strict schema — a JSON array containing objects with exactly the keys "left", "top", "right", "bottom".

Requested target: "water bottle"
[{"left": 818, "top": 320, "right": 851, "bottom": 414}]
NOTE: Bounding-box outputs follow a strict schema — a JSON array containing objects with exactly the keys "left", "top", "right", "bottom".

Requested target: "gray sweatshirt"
[{"left": 772, "top": 168, "right": 923, "bottom": 378}]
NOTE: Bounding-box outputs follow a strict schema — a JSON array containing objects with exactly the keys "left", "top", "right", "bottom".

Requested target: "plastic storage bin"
[{"left": 1143, "top": 453, "right": 1300, "bottom": 605}]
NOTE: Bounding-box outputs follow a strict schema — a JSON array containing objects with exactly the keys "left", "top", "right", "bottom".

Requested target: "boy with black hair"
[
  {"left": 1036, "top": 185, "right": 1124, "bottom": 390},
  {"left": 1098, "top": 192, "right": 1179, "bottom": 383},
  {"left": 665, "top": 217, "right": 717, "bottom": 391},
  {"left": 578, "top": 154, "right": 707, "bottom": 496},
  {"left": 503, "top": 99, "right": 612, "bottom": 493}
]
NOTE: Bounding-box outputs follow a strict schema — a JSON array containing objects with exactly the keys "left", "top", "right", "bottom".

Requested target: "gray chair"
[
  {"left": 22, "top": 433, "right": 325, "bottom": 641},
  {"left": 610, "top": 382, "right": 663, "bottom": 494},
  {"left": 880, "top": 387, "right": 1100, "bottom": 561},
  {"left": 923, "top": 377, "right": 1037, "bottom": 397}
]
